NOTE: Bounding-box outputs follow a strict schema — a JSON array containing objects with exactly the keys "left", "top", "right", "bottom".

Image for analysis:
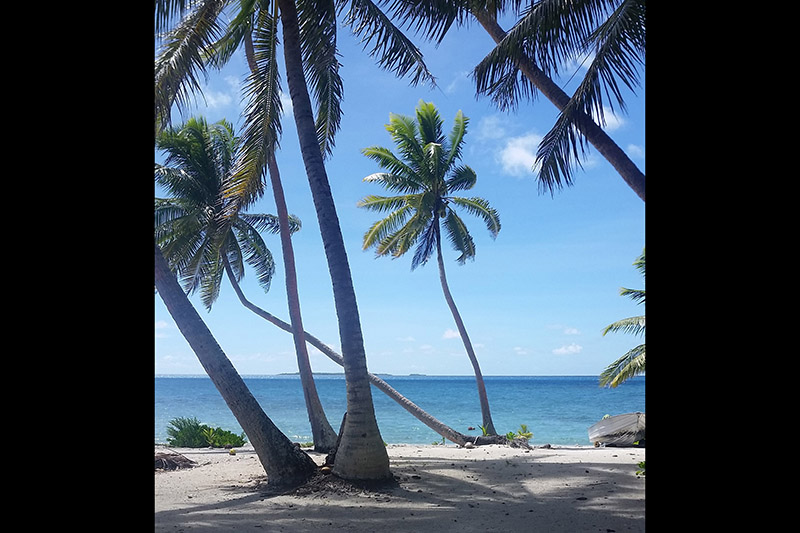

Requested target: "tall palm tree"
[
  {"left": 155, "top": 116, "right": 338, "bottom": 452},
  {"left": 155, "top": 242, "right": 318, "bottom": 488},
  {"left": 600, "top": 248, "right": 645, "bottom": 387},
  {"left": 382, "top": 0, "right": 645, "bottom": 201},
  {"left": 357, "top": 100, "right": 501, "bottom": 435},
  {"left": 156, "top": 0, "right": 437, "bottom": 480}
]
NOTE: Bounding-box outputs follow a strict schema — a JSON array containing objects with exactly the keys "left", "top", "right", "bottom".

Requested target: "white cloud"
[
  {"left": 553, "top": 343, "right": 583, "bottom": 355},
  {"left": 155, "top": 321, "right": 170, "bottom": 338},
  {"left": 397, "top": 336, "right": 416, "bottom": 342},
  {"left": 280, "top": 90, "right": 293, "bottom": 115},
  {"left": 476, "top": 115, "right": 507, "bottom": 141},
  {"left": 513, "top": 346, "right": 529, "bottom": 356},
  {"left": 445, "top": 71, "right": 471, "bottom": 94},
  {"left": 626, "top": 144, "right": 645, "bottom": 160},
  {"left": 443, "top": 328, "right": 460, "bottom": 339},
  {"left": 563, "top": 327, "right": 580, "bottom": 335},
  {"left": 498, "top": 133, "right": 542, "bottom": 177}
]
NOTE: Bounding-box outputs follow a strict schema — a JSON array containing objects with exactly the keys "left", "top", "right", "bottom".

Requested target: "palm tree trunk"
[
  {"left": 221, "top": 275, "right": 471, "bottom": 445},
  {"left": 435, "top": 227, "right": 497, "bottom": 435},
  {"left": 277, "top": 0, "right": 390, "bottom": 481},
  {"left": 155, "top": 242, "right": 317, "bottom": 488},
  {"left": 472, "top": 9, "right": 645, "bottom": 202},
  {"left": 267, "top": 157, "right": 338, "bottom": 453},
  {"left": 242, "top": 28, "right": 338, "bottom": 454}
]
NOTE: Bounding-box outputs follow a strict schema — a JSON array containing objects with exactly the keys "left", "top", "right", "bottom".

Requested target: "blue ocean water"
[{"left": 155, "top": 375, "right": 644, "bottom": 446}]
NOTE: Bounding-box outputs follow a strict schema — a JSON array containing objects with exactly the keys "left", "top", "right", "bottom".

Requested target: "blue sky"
[{"left": 155, "top": 13, "right": 645, "bottom": 377}]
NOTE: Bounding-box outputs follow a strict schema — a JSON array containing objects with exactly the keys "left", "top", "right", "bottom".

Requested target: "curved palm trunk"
[
  {"left": 435, "top": 228, "right": 497, "bottom": 435},
  {"left": 473, "top": 10, "right": 645, "bottom": 202},
  {"left": 242, "top": 30, "right": 338, "bottom": 453},
  {"left": 278, "top": 0, "right": 390, "bottom": 481},
  {"left": 155, "top": 242, "right": 317, "bottom": 488},
  {"left": 266, "top": 157, "right": 339, "bottom": 452},
  {"left": 222, "top": 276, "right": 471, "bottom": 445}
]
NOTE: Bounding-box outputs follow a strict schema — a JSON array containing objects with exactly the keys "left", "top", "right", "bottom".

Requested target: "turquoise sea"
[{"left": 155, "top": 375, "right": 644, "bottom": 447}]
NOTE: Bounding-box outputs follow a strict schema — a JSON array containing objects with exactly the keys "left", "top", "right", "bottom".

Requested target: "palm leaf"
[
  {"left": 442, "top": 209, "right": 475, "bottom": 264},
  {"left": 155, "top": 0, "right": 227, "bottom": 132},
  {"left": 602, "top": 315, "right": 644, "bottom": 338},
  {"left": 297, "top": 0, "right": 343, "bottom": 158},
  {"left": 226, "top": 3, "right": 284, "bottom": 211},
  {"left": 447, "top": 196, "right": 501, "bottom": 238},
  {"left": 361, "top": 203, "right": 414, "bottom": 250},
  {"left": 445, "top": 164, "right": 477, "bottom": 193},
  {"left": 599, "top": 344, "right": 645, "bottom": 388},
  {"left": 444, "top": 109, "right": 468, "bottom": 169},
  {"left": 338, "top": 0, "right": 436, "bottom": 87}
]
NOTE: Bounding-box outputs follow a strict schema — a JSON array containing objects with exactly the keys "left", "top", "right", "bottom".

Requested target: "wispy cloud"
[
  {"left": 443, "top": 328, "right": 460, "bottom": 339},
  {"left": 498, "top": 133, "right": 543, "bottom": 177},
  {"left": 553, "top": 343, "right": 583, "bottom": 355},
  {"left": 155, "top": 321, "right": 170, "bottom": 339}
]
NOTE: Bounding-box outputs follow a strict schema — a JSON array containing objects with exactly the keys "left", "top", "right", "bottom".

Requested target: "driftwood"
[{"left": 155, "top": 452, "right": 197, "bottom": 471}]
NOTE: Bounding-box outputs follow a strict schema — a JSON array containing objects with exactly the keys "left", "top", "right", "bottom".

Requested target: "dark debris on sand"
[{"left": 155, "top": 452, "right": 197, "bottom": 471}]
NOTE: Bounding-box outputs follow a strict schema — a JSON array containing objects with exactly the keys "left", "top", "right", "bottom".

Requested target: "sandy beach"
[{"left": 155, "top": 442, "right": 645, "bottom": 532}]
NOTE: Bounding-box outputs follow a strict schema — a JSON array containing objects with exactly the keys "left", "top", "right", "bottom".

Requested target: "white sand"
[{"left": 155, "top": 443, "right": 645, "bottom": 532}]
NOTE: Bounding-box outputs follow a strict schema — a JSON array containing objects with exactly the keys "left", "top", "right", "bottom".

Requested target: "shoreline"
[{"left": 155, "top": 443, "right": 645, "bottom": 531}]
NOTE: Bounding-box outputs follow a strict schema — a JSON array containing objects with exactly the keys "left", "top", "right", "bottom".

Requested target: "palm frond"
[
  {"left": 338, "top": 0, "right": 436, "bottom": 87},
  {"left": 233, "top": 219, "right": 276, "bottom": 293},
  {"left": 410, "top": 216, "right": 439, "bottom": 269},
  {"left": 602, "top": 315, "right": 644, "bottom": 338},
  {"left": 357, "top": 194, "right": 415, "bottom": 213},
  {"left": 155, "top": 0, "right": 227, "bottom": 132},
  {"left": 384, "top": 112, "right": 427, "bottom": 170},
  {"left": 155, "top": 0, "right": 194, "bottom": 35},
  {"left": 444, "top": 109, "right": 468, "bottom": 168},
  {"left": 599, "top": 344, "right": 645, "bottom": 388},
  {"left": 415, "top": 100, "right": 444, "bottom": 144},
  {"left": 442, "top": 209, "right": 475, "bottom": 264},
  {"left": 445, "top": 164, "right": 476, "bottom": 193},
  {"left": 297, "top": 0, "right": 343, "bottom": 158},
  {"left": 227, "top": 3, "right": 283, "bottom": 210},
  {"left": 447, "top": 196, "right": 501, "bottom": 238},
  {"left": 361, "top": 146, "right": 422, "bottom": 188},
  {"left": 361, "top": 203, "right": 415, "bottom": 251},
  {"left": 379, "top": 0, "right": 469, "bottom": 45}
]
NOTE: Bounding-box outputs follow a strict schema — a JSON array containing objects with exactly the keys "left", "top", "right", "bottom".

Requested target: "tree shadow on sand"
[{"left": 155, "top": 447, "right": 645, "bottom": 532}]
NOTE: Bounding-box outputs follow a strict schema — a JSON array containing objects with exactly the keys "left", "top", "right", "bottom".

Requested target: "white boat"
[{"left": 588, "top": 412, "right": 645, "bottom": 446}]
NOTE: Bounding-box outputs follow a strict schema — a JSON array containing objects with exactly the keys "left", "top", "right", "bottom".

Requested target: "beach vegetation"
[
  {"left": 600, "top": 248, "right": 645, "bottom": 388},
  {"left": 155, "top": 242, "right": 318, "bottom": 487},
  {"left": 167, "top": 417, "right": 248, "bottom": 448},
  {"left": 358, "top": 100, "right": 501, "bottom": 436}
]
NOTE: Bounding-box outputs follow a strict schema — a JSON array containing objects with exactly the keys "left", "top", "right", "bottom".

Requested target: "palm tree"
[
  {"left": 382, "top": 0, "right": 645, "bottom": 201},
  {"left": 600, "top": 248, "right": 645, "bottom": 387},
  {"left": 155, "top": 241, "right": 318, "bottom": 488},
  {"left": 357, "top": 100, "right": 501, "bottom": 435},
  {"left": 156, "top": 0, "right": 437, "bottom": 480},
  {"left": 155, "top": 116, "right": 338, "bottom": 452}
]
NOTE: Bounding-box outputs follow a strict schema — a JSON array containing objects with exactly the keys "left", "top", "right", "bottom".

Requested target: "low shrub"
[{"left": 166, "top": 417, "right": 247, "bottom": 448}]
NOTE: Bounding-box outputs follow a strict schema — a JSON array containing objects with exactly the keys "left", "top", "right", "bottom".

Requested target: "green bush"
[{"left": 166, "top": 417, "right": 247, "bottom": 448}]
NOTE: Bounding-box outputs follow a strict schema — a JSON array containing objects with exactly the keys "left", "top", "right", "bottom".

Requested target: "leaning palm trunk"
[
  {"left": 472, "top": 10, "right": 645, "bottom": 202},
  {"left": 266, "top": 157, "right": 339, "bottom": 452},
  {"left": 436, "top": 229, "right": 497, "bottom": 435},
  {"left": 223, "top": 273, "right": 470, "bottom": 445},
  {"left": 155, "top": 242, "right": 317, "bottom": 488},
  {"left": 278, "top": 0, "right": 390, "bottom": 481},
  {"left": 240, "top": 29, "right": 338, "bottom": 454}
]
